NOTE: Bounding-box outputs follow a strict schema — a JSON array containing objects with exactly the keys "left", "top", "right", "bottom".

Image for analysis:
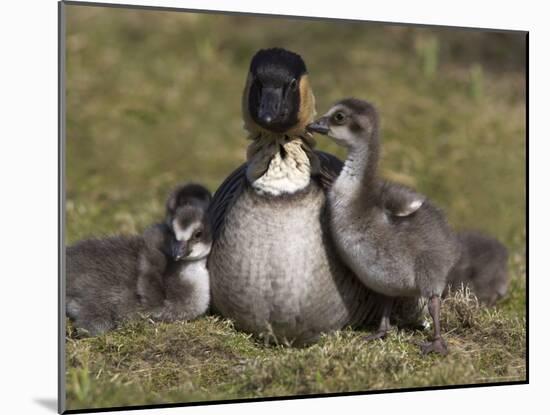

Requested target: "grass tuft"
[{"left": 441, "top": 285, "right": 482, "bottom": 333}]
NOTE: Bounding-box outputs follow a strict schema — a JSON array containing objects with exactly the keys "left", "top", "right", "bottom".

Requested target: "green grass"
[
  {"left": 65, "top": 287, "right": 526, "bottom": 411},
  {"left": 64, "top": 4, "right": 526, "bottom": 411}
]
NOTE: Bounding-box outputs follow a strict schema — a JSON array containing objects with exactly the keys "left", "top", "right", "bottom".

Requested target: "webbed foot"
[
  {"left": 363, "top": 330, "right": 390, "bottom": 342},
  {"left": 420, "top": 337, "right": 448, "bottom": 355}
]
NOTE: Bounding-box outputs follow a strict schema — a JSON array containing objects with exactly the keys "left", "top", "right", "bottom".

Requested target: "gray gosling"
[
  {"left": 446, "top": 230, "right": 509, "bottom": 306},
  {"left": 66, "top": 184, "right": 212, "bottom": 336},
  {"left": 307, "top": 98, "right": 459, "bottom": 355}
]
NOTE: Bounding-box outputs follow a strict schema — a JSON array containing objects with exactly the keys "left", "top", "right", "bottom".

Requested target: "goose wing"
[
  {"left": 380, "top": 181, "right": 425, "bottom": 217},
  {"left": 314, "top": 150, "right": 344, "bottom": 191},
  {"left": 208, "top": 162, "right": 248, "bottom": 240},
  {"left": 209, "top": 151, "right": 344, "bottom": 240}
]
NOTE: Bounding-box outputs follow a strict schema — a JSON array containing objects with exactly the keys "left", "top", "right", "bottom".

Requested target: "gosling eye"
[
  {"left": 289, "top": 78, "right": 298, "bottom": 91},
  {"left": 193, "top": 230, "right": 203, "bottom": 240},
  {"left": 332, "top": 111, "right": 347, "bottom": 124}
]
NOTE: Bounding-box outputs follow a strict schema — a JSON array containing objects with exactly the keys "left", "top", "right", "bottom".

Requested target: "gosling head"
[
  {"left": 165, "top": 184, "right": 213, "bottom": 262},
  {"left": 307, "top": 98, "right": 379, "bottom": 149},
  {"left": 243, "top": 48, "right": 316, "bottom": 135}
]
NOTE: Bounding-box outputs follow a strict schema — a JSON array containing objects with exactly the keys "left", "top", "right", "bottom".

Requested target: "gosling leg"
[
  {"left": 420, "top": 295, "right": 448, "bottom": 355},
  {"left": 363, "top": 296, "right": 393, "bottom": 341}
]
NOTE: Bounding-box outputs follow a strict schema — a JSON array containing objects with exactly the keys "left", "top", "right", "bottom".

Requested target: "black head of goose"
[
  {"left": 241, "top": 48, "right": 319, "bottom": 195},
  {"left": 207, "top": 48, "right": 389, "bottom": 345},
  {"left": 308, "top": 98, "right": 460, "bottom": 354}
]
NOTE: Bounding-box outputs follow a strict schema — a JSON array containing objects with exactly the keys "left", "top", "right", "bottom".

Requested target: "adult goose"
[{"left": 208, "top": 48, "right": 415, "bottom": 345}]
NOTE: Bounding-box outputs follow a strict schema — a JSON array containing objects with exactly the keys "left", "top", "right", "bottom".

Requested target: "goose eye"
[
  {"left": 289, "top": 78, "right": 298, "bottom": 91},
  {"left": 332, "top": 111, "right": 346, "bottom": 124}
]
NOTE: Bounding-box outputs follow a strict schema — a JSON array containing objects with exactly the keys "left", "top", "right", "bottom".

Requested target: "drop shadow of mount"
[{"left": 34, "top": 398, "right": 57, "bottom": 413}]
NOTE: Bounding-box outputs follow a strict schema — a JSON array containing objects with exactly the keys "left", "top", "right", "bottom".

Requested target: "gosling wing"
[{"left": 380, "top": 181, "right": 426, "bottom": 217}]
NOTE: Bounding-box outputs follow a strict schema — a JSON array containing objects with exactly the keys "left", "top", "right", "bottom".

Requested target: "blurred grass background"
[{"left": 64, "top": 4, "right": 526, "bottom": 411}]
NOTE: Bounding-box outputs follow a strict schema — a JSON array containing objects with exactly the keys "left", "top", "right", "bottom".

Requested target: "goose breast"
[{"left": 209, "top": 183, "right": 376, "bottom": 344}]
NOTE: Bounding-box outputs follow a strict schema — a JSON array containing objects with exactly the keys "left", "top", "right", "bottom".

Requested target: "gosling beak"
[
  {"left": 258, "top": 87, "right": 283, "bottom": 126},
  {"left": 306, "top": 117, "right": 330, "bottom": 135},
  {"left": 172, "top": 240, "right": 188, "bottom": 261}
]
